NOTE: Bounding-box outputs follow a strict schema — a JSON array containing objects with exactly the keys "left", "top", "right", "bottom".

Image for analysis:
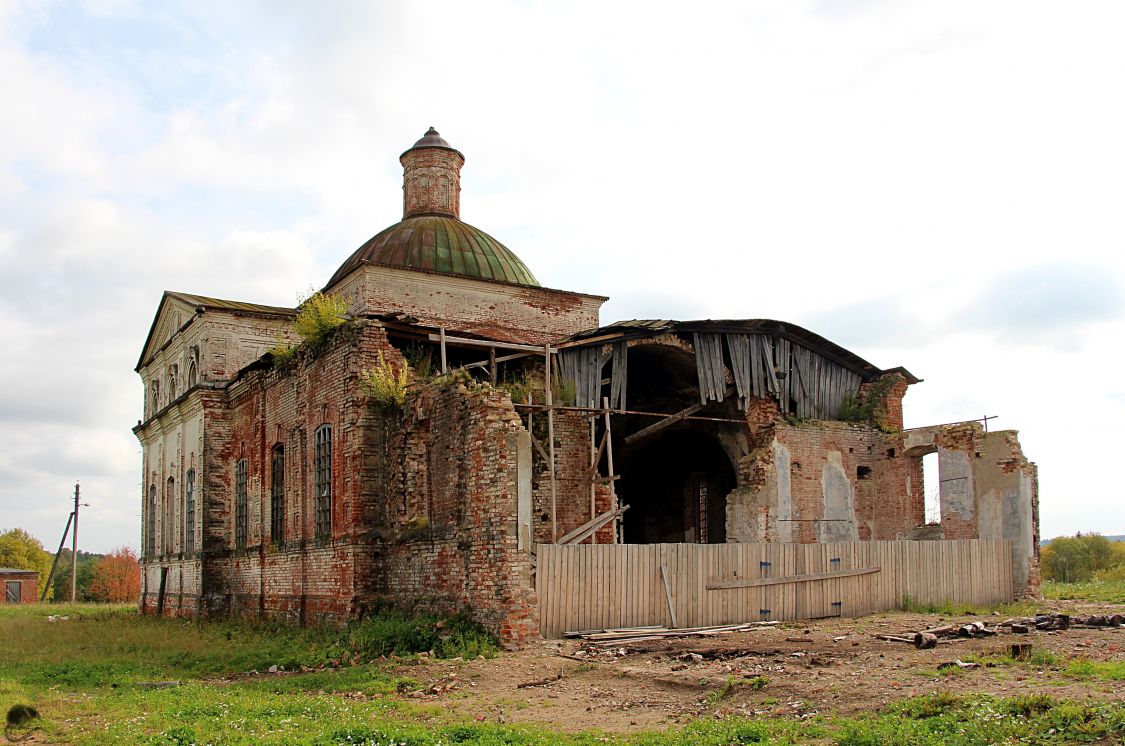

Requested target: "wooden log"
[
  {"left": 1010, "top": 643, "right": 1033, "bottom": 661},
  {"left": 922, "top": 624, "right": 958, "bottom": 637},
  {"left": 914, "top": 632, "right": 938, "bottom": 649},
  {"left": 876, "top": 634, "right": 914, "bottom": 643},
  {"left": 1010, "top": 623, "right": 1030, "bottom": 634}
]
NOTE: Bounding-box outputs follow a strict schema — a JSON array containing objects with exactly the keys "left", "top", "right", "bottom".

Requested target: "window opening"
[
  {"left": 696, "top": 478, "right": 709, "bottom": 543},
  {"left": 184, "top": 469, "right": 195, "bottom": 554},
  {"left": 146, "top": 484, "right": 156, "bottom": 557},
  {"left": 922, "top": 451, "right": 940, "bottom": 524},
  {"left": 165, "top": 477, "right": 175, "bottom": 554},
  {"left": 270, "top": 445, "right": 285, "bottom": 543},
  {"left": 315, "top": 425, "right": 332, "bottom": 538},
  {"left": 235, "top": 459, "right": 248, "bottom": 548}
]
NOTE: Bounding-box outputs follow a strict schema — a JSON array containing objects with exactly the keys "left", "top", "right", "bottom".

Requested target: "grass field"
[
  {"left": 2, "top": 603, "right": 1124, "bottom": 744},
  {"left": 1043, "top": 579, "right": 1125, "bottom": 604}
]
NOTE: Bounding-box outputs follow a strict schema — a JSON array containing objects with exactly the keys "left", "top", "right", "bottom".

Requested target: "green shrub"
[
  {"left": 346, "top": 604, "right": 497, "bottom": 660},
  {"left": 293, "top": 290, "right": 349, "bottom": 345},
  {"left": 361, "top": 350, "right": 410, "bottom": 408}
]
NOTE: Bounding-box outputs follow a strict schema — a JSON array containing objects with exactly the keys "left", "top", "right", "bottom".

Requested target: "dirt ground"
[{"left": 391, "top": 599, "right": 1125, "bottom": 733}]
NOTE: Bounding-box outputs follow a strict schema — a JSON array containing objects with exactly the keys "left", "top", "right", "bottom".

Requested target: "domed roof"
[
  {"left": 404, "top": 126, "right": 459, "bottom": 154},
  {"left": 326, "top": 214, "right": 540, "bottom": 288}
]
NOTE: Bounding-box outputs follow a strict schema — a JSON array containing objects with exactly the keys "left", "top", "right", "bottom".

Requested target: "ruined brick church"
[{"left": 136, "top": 129, "right": 1039, "bottom": 646}]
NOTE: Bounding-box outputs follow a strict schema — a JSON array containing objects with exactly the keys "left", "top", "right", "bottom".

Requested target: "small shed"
[{"left": 0, "top": 568, "right": 38, "bottom": 604}]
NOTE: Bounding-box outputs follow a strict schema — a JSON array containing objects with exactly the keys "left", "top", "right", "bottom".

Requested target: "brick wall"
[
  {"left": 333, "top": 265, "right": 604, "bottom": 345},
  {"left": 1, "top": 571, "right": 38, "bottom": 604},
  {"left": 141, "top": 319, "right": 540, "bottom": 646},
  {"left": 373, "top": 381, "right": 538, "bottom": 647}
]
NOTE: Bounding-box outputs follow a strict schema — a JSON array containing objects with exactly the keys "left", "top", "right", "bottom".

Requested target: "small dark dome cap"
[{"left": 412, "top": 127, "right": 452, "bottom": 149}]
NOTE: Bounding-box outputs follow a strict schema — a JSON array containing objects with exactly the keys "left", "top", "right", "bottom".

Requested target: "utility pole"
[{"left": 70, "top": 481, "right": 80, "bottom": 603}]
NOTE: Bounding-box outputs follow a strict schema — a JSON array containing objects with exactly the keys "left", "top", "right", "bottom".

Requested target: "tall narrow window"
[
  {"left": 165, "top": 477, "right": 175, "bottom": 554},
  {"left": 235, "top": 459, "right": 248, "bottom": 548},
  {"left": 270, "top": 445, "right": 285, "bottom": 544},
  {"left": 150, "top": 381, "right": 160, "bottom": 416},
  {"left": 146, "top": 484, "right": 156, "bottom": 557},
  {"left": 314, "top": 425, "right": 332, "bottom": 538},
  {"left": 187, "top": 359, "right": 198, "bottom": 388},
  {"left": 184, "top": 469, "right": 196, "bottom": 554}
]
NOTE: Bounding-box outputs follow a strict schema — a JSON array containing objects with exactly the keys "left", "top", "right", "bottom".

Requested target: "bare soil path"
[{"left": 390, "top": 600, "right": 1125, "bottom": 733}]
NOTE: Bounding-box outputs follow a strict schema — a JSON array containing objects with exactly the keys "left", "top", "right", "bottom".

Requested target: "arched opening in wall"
[
  {"left": 618, "top": 429, "right": 735, "bottom": 543},
  {"left": 611, "top": 343, "right": 743, "bottom": 544},
  {"left": 923, "top": 451, "right": 940, "bottom": 524}
]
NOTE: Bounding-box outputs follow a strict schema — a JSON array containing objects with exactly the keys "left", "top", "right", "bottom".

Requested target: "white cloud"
[{"left": 1, "top": 0, "right": 1123, "bottom": 549}]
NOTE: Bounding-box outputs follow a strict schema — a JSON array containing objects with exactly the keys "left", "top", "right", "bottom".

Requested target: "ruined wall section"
[
  {"left": 372, "top": 381, "right": 538, "bottom": 647},
  {"left": 903, "top": 423, "right": 1040, "bottom": 596},
  {"left": 725, "top": 390, "right": 922, "bottom": 544},
  {"left": 334, "top": 265, "right": 604, "bottom": 345}
]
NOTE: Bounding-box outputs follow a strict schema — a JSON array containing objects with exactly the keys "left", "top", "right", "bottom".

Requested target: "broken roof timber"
[{"left": 561, "top": 319, "right": 919, "bottom": 384}]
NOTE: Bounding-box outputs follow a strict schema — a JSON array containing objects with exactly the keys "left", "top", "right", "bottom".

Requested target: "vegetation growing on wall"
[
  {"left": 838, "top": 375, "right": 897, "bottom": 427},
  {"left": 361, "top": 351, "right": 410, "bottom": 409},
  {"left": 269, "top": 290, "right": 351, "bottom": 366}
]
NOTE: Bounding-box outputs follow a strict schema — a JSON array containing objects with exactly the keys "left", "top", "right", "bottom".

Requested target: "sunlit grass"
[{"left": 1043, "top": 579, "right": 1125, "bottom": 603}]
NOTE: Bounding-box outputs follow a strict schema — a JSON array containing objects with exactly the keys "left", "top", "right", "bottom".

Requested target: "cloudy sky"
[{"left": 1, "top": 0, "right": 1122, "bottom": 553}]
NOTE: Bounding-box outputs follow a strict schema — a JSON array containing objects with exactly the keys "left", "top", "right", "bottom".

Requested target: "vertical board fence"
[{"left": 536, "top": 539, "right": 1013, "bottom": 638}]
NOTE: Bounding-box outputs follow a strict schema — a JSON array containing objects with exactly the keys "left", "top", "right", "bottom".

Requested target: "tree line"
[
  {"left": 0, "top": 528, "right": 140, "bottom": 603},
  {"left": 1040, "top": 533, "right": 1125, "bottom": 583}
]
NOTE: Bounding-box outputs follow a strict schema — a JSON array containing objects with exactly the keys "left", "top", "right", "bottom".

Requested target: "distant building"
[
  {"left": 2, "top": 568, "right": 38, "bottom": 604},
  {"left": 135, "top": 129, "right": 1039, "bottom": 646}
]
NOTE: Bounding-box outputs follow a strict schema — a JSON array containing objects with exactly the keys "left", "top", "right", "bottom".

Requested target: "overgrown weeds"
[{"left": 361, "top": 350, "right": 410, "bottom": 408}]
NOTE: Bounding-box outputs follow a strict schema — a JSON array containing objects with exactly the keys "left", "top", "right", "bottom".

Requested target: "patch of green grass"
[
  {"left": 1063, "top": 657, "right": 1125, "bottom": 681},
  {"left": 704, "top": 675, "right": 770, "bottom": 706},
  {"left": 960, "top": 648, "right": 1061, "bottom": 668},
  {"left": 345, "top": 604, "right": 497, "bottom": 660},
  {"left": 1042, "top": 579, "right": 1125, "bottom": 603},
  {"left": 900, "top": 595, "right": 1040, "bottom": 617},
  {"left": 838, "top": 694, "right": 1125, "bottom": 746}
]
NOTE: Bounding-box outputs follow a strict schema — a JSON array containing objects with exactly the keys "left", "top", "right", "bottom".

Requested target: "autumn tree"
[
  {"left": 87, "top": 546, "right": 141, "bottom": 603},
  {"left": 1041, "top": 533, "right": 1118, "bottom": 583},
  {"left": 0, "top": 528, "right": 52, "bottom": 598}
]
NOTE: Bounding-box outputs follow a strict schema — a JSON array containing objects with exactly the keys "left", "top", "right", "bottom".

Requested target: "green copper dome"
[{"left": 326, "top": 215, "right": 540, "bottom": 288}]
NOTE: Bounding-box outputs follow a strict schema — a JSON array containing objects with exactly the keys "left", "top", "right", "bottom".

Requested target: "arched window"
[
  {"left": 168, "top": 365, "right": 178, "bottom": 402},
  {"left": 235, "top": 459, "right": 248, "bottom": 548},
  {"left": 150, "top": 381, "right": 160, "bottom": 416},
  {"left": 187, "top": 359, "right": 198, "bottom": 388},
  {"left": 270, "top": 444, "right": 285, "bottom": 544},
  {"left": 184, "top": 469, "right": 196, "bottom": 554},
  {"left": 314, "top": 425, "right": 332, "bottom": 538},
  {"left": 146, "top": 484, "right": 156, "bottom": 558},
  {"left": 165, "top": 477, "right": 175, "bottom": 554}
]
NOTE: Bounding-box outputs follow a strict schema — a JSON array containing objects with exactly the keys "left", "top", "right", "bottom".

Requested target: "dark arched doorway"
[{"left": 619, "top": 428, "right": 734, "bottom": 543}]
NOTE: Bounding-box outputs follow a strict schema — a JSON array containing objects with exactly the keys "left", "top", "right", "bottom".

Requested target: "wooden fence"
[{"left": 536, "top": 539, "right": 1013, "bottom": 638}]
